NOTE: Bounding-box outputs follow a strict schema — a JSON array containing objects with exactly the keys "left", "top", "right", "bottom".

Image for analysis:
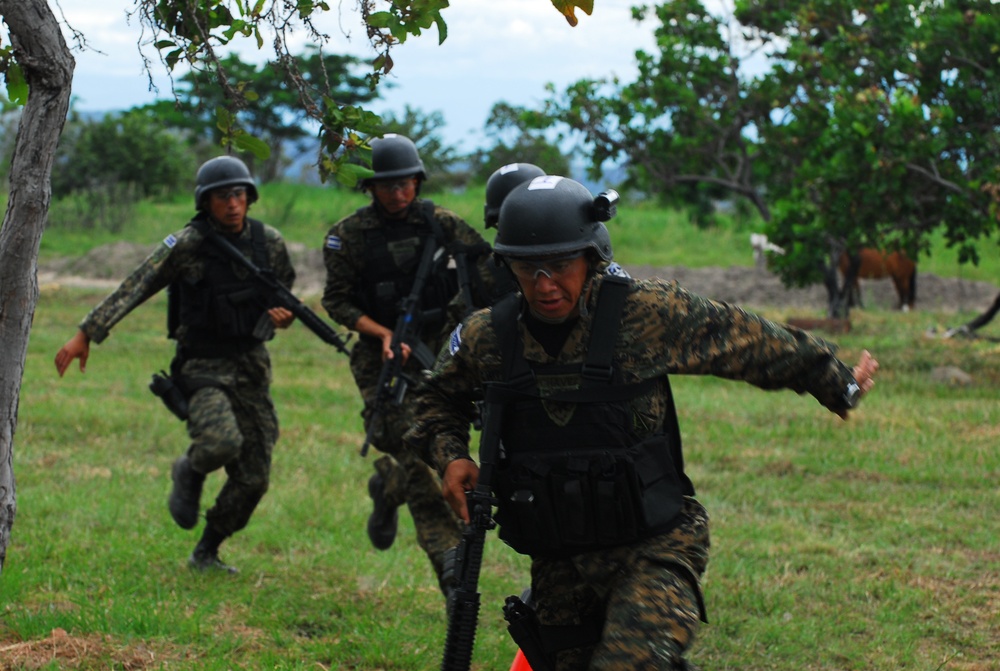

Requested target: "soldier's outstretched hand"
[
  {"left": 55, "top": 330, "right": 91, "bottom": 377},
  {"left": 853, "top": 350, "right": 879, "bottom": 395},
  {"left": 836, "top": 349, "right": 879, "bottom": 419}
]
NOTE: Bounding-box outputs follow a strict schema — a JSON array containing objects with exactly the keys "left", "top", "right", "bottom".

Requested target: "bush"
[{"left": 52, "top": 110, "right": 198, "bottom": 201}]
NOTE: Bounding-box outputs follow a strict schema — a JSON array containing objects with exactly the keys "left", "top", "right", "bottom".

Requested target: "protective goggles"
[
  {"left": 371, "top": 178, "right": 417, "bottom": 194},
  {"left": 211, "top": 186, "right": 248, "bottom": 201},
  {"left": 506, "top": 251, "right": 584, "bottom": 281}
]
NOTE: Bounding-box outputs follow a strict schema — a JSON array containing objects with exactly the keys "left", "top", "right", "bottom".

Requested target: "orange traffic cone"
[{"left": 508, "top": 648, "right": 533, "bottom": 671}]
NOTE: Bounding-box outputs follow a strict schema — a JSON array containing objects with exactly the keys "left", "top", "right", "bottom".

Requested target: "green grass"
[{"left": 4, "top": 188, "right": 1000, "bottom": 669}]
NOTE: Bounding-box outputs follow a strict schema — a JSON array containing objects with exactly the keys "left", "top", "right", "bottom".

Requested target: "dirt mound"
[{"left": 38, "top": 241, "right": 1000, "bottom": 314}]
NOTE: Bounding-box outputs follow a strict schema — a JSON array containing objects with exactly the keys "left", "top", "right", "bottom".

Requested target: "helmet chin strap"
[{"left": 577, "top": 274, "right": 596, "bottom": 317}]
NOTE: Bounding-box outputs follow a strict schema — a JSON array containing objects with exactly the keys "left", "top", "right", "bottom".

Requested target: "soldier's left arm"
[{"left": 635, "top": 279, "right": 868, "bottom": 414}]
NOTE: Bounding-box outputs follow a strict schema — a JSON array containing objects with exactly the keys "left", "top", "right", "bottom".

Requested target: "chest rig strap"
[
  {"left": 492, "top": 275, "right": 651, "bottom": 403},
  {"left": 188, "top": 216, "right": 271, "bottom": 271}
]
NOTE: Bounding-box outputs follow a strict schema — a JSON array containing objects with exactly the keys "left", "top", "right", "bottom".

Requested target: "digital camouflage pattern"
[
  {"left": 182, "top": 356, "right": 277, "bottom": 537},
  {"left": 405, "top": 273, "right": 858, "bottom": 668},
  {"left": 533, "top": 498, "right": 709, "bottom": 670},
  {"left": 320, "top": 199, "right": 488, "bottom": 589},
  {"left": 78, "top": 217, "right": 294, "bottom": 537},
  {"left": 350, "top": 337, "right": 464, "bottom": 585}
]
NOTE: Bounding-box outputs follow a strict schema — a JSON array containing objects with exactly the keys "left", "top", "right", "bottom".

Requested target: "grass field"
[{"left": 2, "top": 187, "right": 999, "bottom": 669}]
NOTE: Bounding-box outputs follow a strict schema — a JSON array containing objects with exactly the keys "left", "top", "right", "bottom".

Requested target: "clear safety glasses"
[
  {"left": 507, "top": 252, "right": 584, "bottom": 281},
  {"left": 211, "top": 186, "right": 248, "bottom": 201},
  {"left": 371, "top": 178, "right": 417, "bottom": 194}
]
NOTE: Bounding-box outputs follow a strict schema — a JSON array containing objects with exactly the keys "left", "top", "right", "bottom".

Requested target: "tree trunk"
[
  {"left": 0, "top": 0, "right": 75, "bottom": 575},
  {"left": 824, "top": 238, "right": 852, "bottom": 320}
]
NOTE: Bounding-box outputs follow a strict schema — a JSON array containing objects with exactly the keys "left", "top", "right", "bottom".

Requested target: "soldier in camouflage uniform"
[
  {"left": 320, "top": 134, "right": 487, "bottom": 596},
  {"left": 55, "top": 156, "right": 296, "bottom": 574},
  {"left": 405, "top": 176, "right": 879, "bottom": 670}
]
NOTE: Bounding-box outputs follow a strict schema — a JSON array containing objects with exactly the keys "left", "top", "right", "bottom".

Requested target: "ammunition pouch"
[{"left": 494, "top": 434, "right": 685, "bottom": 557}]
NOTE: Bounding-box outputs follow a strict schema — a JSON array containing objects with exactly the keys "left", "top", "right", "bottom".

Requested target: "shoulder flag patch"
[
  {"left": 448, "top": 323, "right": 463, "bottom": 356},
  {"left": 605, "top": 262, "right": 630, "bottom": 278},
  {"left": 164, "top": 234, "right": 177, "bottom": 248},
  {"left": 325, "top": 235, "right": 342, "bottom": 250}
]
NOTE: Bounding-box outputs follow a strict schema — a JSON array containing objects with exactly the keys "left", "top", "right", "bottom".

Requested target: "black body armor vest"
[
  {"left": 487, "top": 277, "right": 693, "bottom": 557},
  {"left": 168, "top": 216, "right": 270, "bottom": 356},
  {"left": 355, "top": 201, "right": 459, "bottom": 332}
]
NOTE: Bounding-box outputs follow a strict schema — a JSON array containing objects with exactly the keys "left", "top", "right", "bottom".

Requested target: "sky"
[{"left": 53, "top": 0, "right": 661, "bottom": 154}]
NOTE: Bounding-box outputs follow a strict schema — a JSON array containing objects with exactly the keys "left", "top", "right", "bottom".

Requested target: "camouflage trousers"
[
  {"left": 181, "top": 349, "right": 278, "bottom": 538},
  {"left": 530, "top": 497, "right": 710, "bottom": 670},
  {"left": 351, "top": 339, "right": 463, "bottom": 589}
]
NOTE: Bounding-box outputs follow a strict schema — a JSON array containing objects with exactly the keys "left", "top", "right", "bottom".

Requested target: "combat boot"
[
  {"left": 168, "top": 456, "right": 205, "bottom": 530},
  {"left": 367, "top": 470, "right": 400, "bottom": 550},
  {"left": 188, "top": 547, "right": 238, "bottom": 574}
]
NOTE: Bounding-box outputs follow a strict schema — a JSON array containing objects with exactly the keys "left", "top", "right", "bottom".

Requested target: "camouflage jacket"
[
  {"left": 405, "top": 274, "right": 857, "bottom": 473},
  {"left": 320, "top": 198, "right": 489, "bottom": 343},
  {"left": 79, "top": 216, "right": 295, "bottom": 348}
]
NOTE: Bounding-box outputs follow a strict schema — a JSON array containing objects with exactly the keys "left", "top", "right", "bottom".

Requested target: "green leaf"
[
  {"left": 338, "top": 161, "right": 374, "bottom": 183},
  {"left": 365, "top": 11, "right": 394, "bottom": 28},
  {"left": 4, "top": 62, "right": 27, "bottom": 106},
  {"left": 234, "top": 132, "right": 272, "bottom": 160},
  {"left": 434, "top": 12, "right": 448, "bottom": 45},
  {"left": 165, "top": 47, "right": 186, "bottom": 70},
  {"left": 549, "top": 0, "right": 594, "bottom": 27},
  {"left": 223, "top": 20, "right": 247, "bottom": 41}
]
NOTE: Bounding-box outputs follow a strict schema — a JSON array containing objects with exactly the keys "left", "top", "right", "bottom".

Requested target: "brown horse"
[{"left": 838, "top": 249, "right": 917, "bottom": 311}]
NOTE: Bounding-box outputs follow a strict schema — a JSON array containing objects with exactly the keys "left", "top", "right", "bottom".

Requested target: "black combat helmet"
[
  {"left": 363, "top": 134, "right": 427, "bottom": 186},
  {"left": 483, "top": 163, "right": 546, "bottom": 229},
  {"left": 494, "top": 175, "right": 614, "bottom": 264},
  {"left": 194, "top": 156, "right": 259, "bottom": 210}
]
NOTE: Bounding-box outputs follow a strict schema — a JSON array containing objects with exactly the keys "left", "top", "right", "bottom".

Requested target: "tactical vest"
[
  {"left": 355, "top": 201, "right": 459, "bottom": 331},
  {"left": 167, "top": 216, "right": 271, "bottom": 356},
  {"left": 487, "top": 277, "right": 694, "bottom": 557}
]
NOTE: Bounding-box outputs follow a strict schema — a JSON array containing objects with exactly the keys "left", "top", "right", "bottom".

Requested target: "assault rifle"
[
  {"left": 360, "top": 237, "right": 442, "bottom": 456},
  {"left": 440, "top": 391, "right": 502, "bottom": 671},
  {"left": 204, "top": 228, "right": 352, "bottom": 356}
]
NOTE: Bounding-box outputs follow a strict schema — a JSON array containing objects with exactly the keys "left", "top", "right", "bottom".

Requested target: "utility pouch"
[
  {"left": 149, "top": 370, "right": 189, "bottom": 421},
  {"left": 495, "top": 435, "right": 685, "bottom": 556}
]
